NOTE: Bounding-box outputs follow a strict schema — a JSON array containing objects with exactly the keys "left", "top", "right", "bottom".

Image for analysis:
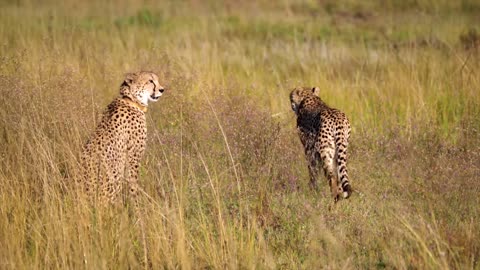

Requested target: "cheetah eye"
[{"left": 149, "top": 80, "right": 154, "bottom": 83}]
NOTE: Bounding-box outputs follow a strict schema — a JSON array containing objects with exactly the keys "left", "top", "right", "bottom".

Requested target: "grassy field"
[{"left": 1, "top": 0, "right": 479, "bottom": 269}]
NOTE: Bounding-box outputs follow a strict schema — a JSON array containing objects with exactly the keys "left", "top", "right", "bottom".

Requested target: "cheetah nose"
[{"left": 159, "top": 88, "right": 165, "bottom": 93}]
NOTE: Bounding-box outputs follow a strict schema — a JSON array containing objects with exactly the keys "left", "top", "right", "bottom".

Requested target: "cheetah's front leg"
[{"left": 305, "top": 148, "right": 321, "bottom": 190}]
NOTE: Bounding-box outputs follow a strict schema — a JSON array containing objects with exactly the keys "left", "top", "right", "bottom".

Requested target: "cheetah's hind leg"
[{"left": 320, "top": 147, "right": 341, "bottom": 202}]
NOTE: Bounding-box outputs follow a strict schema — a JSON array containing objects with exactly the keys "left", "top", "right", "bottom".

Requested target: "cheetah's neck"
[{"left": 121, "top": 97, "right": 148, "bottom": 113}]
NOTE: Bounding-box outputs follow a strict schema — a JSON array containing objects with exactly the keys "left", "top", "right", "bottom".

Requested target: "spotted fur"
[
  {"left": 80, "top": 71, "right": 165, "bottom": 206},
  {"left": 290, "top": 86, "right": 352, "bottom": 201}
]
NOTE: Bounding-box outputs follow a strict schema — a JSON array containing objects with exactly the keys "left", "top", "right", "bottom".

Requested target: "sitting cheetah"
[
  {"left": 290, "top": 86, "right": 352, "bottom": 201},
  {"left": 80, "top": 71, "right": 165, "bottom": 206}
]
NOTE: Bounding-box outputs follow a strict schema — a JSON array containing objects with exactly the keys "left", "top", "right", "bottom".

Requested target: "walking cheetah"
[
  {"left": 80, "top": 71, "right": 165, "bottom": 205},
  {"left": 290, "top": 86, "right": 352, "bottom": 201}
]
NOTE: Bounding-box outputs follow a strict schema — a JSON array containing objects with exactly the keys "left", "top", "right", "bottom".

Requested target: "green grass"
[{"left": 0, "top": 0, "right": 479, "bottom": 269}]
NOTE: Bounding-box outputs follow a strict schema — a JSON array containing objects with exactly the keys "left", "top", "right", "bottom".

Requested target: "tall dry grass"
[{"left": 1, "top": 0, "right": 479, "bottom": 269}]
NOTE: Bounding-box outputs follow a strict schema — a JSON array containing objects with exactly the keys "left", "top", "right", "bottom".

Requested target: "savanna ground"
[{"left": 0, "top": 0, "right": 479, "bottom": 269}]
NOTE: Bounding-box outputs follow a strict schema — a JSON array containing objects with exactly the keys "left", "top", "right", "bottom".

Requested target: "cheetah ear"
[
  {"left": 120, "top": 73, "right": 136, "bottom": 97},
  {"left": 122, "top": 73, "right": 136, "bottom": 86},
  {"left": 312, "top": 86, "right": 320, "bottom": 96}
]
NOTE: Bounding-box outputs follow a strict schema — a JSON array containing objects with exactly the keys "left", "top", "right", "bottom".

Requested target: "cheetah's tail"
[{"left": 335, "top": 134, "right": 351, "bottom": 199}]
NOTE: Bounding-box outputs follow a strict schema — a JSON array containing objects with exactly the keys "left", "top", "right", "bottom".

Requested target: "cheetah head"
[
  {"left": 119, "top": 71, "right": 165, "bottom": 107},
  {"left": 289, "top": 86, "right": 320, "bottom": 114}
]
